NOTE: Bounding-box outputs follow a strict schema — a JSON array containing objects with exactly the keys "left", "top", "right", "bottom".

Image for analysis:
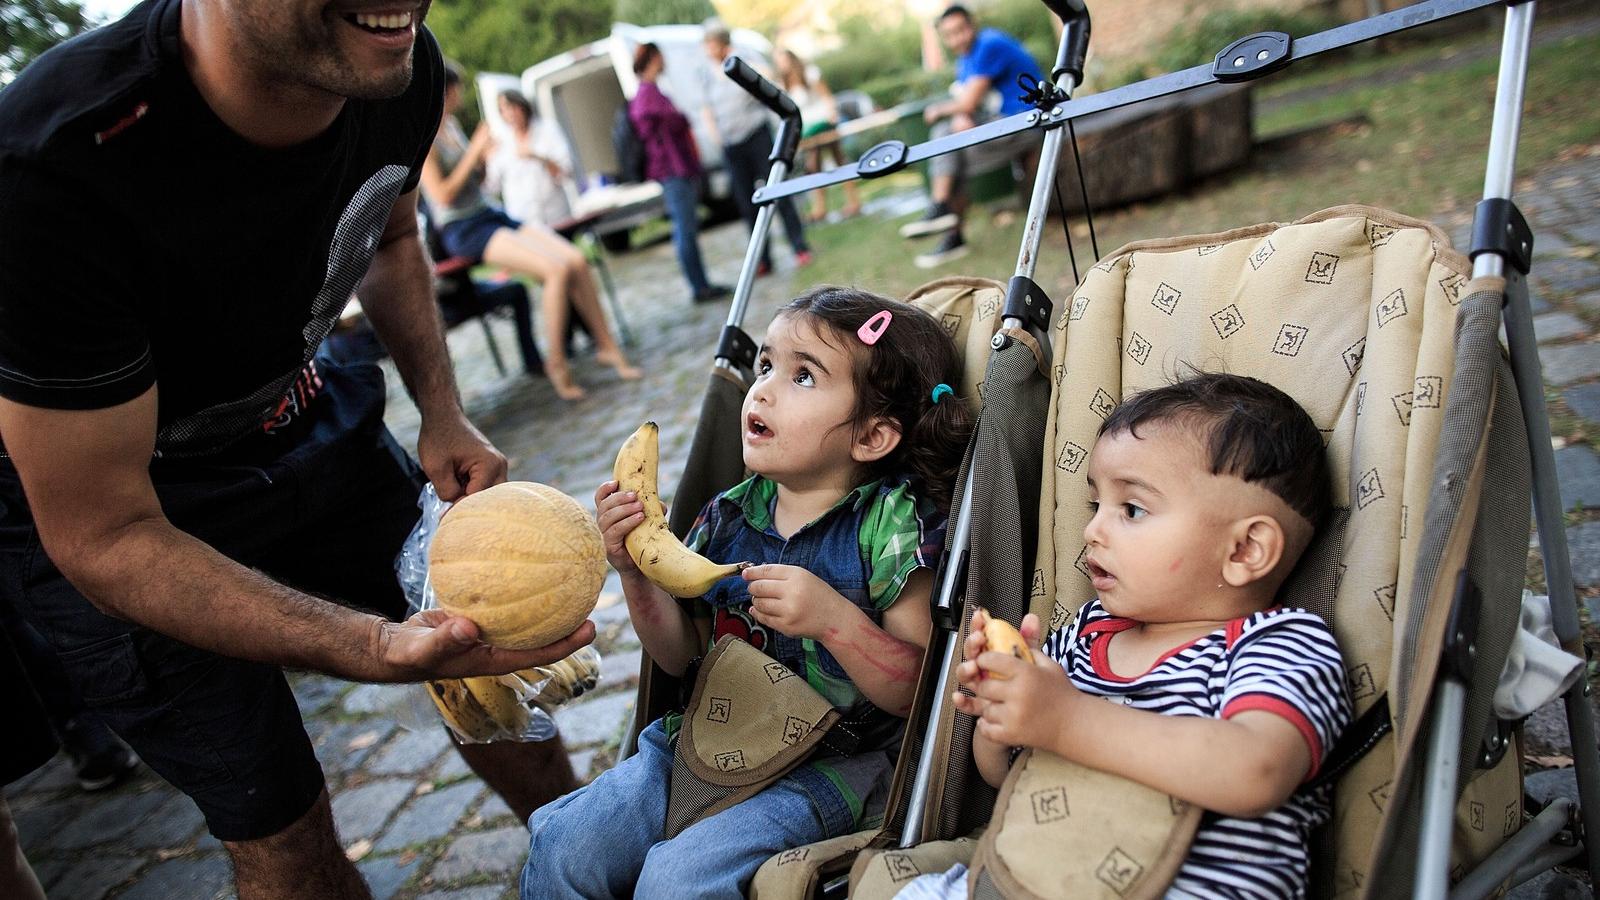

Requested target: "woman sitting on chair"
[{"left": 423, "top": 62, "right": 640, "bottom": 400}]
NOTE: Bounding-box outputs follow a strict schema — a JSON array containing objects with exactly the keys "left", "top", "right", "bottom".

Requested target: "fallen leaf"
[
  {"left": 1528, "top": 754, "right": 1574, "bottom": 769},
  {"left": 399, "top": 850, "right": 419, "bottom": 866},
  {"left": 347, "top": 730, "right": 382, "bottom": 751},
  {"left": 156, "top": 848, "right": 186, "bottom": 861},
  {"left": 415, "top": 781, "right": 436, "bottom": 796},
  {"left": 345, "top": 838, "right": 373, "bottom": 861}
]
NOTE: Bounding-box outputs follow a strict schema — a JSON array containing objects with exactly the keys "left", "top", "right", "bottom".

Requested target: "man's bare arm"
[
  {"left": 356, "top": 189, "right": 506, "bottom": 500},
  {"left": 0, "top": 390, "right": 590, "bottom": 681}
]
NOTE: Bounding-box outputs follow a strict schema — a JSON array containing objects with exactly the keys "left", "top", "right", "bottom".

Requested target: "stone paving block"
[
  {"left": 598, "top": 645, "right": 643, "bottom": 691},
  {"left": 570, "top": 748, "right": 599, "bottom": 784},
  {"left": 1533, "top": 256, "right": 1600, "bottom": 299},
  {"left": 553, "top": 690, "right": 634, "bottom": 749},
  {"left": 1567, "top": 221, "right": 1600, "bottom": 247},
  {"left": 1534, "top": 312, "right": 1589, "bottom": 343},
  {"left": 435, "top": 750, "right": 473, "bottom": 782},
  {"left": 53, "top": 788, "right": 169, "bottom": 849},
  {"left": 591, "top": 592, "right": 632, "bottom": 626},
  {"left": 314, "top": 720, "right": 396, "bottom": 775},
  {"left": 332, "top": 779, "right": 417, "bottom": 843},
  {"left": 1508, "top": 871, "right": 1591, "bottom": 900},
  {"left": 1555, "top": 445, "right": 1600, "bottom": 511},
  {"left": 1535, "top": 231, "right": 1574, "bottom": 258},
  {"left": 375, "top": 780, "right": 480, "bottom": 851},
  {"left": 1540, "top": 342, "right": 1600, "bottom": 386},
  {"left": 127, "top": 792, "right": 207, "bottom": 849},
  {"left": 1569, "top": 521, "right": 1600, "bottom": 588},
  {"left": 368, "top": 727, "right": 452, "bottom": 776},
  {"left": 476, "top": 791, "right": 513, "bottom": 825},
  {"left": 418, "top": 888, "right": 506, "bottom": 900},
  {"left": 118, "top": 854, "right": 233, "bottom": 900},
  {"left": 359, "top": 853, "right": 422, "bottom": 900},
  {"left": 1565, "top": 382, "right": 1600, "bottom": 423},
  {"left": 22, "top": 755, "right": 80, "bottom": 793},
  {"left": 429, "top": 825, "right": 528, "bottom": 882},
  {"left": 291, "top": 674, "right": 349, "bottom": 717},
  {"left": 343, "top": 682, "right": 413, "bottom": 716},
  {"left": 1579, "top": 291, "right": 1600, "bottom": 316},
  {"left": 13, "top": 796, "right": 88, "bottom": 852},
  {"left": 46, "top": 853, "right": 143, "bottom": 900}
]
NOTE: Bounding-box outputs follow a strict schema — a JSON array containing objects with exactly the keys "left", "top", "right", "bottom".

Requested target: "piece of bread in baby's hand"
[{"left": 981, "top": 617, "right": 1033, "bottom": 678}]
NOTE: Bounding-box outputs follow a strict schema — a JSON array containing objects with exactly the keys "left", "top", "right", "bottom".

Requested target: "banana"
[
  {"left": 462, "top": 675, "right": 531, "bottom": 734},
  {"left": 426, "top": 678, "right": 501, "bottom": 742},
  {"left": 982, "top": 616, "right": 1034, "bottom": 679},
  {"left": 613, "top": 421, "right": 748, "bottom": 598}
]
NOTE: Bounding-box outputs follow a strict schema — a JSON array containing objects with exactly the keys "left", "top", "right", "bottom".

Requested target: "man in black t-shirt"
[{"left": 0, "top": 1, "right": 593, "bottom": 895}]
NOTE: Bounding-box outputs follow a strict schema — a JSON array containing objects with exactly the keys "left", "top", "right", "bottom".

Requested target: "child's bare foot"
[{"left": 840, "top": 201, "right": 862, "bottom": 218}]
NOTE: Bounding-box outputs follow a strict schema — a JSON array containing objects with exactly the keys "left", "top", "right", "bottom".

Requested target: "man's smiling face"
[{"left": 224, "top": 0, "right": 434, "bottom": 101}]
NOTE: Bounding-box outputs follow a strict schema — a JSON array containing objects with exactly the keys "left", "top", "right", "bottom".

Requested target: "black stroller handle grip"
[
  {"left": 1041, "top": 0, "right": 1089, "bottom": 22},
  {"left": 722, "top": 57, "right": 799, "bottom": 122},
  {"left": 1048, "top": 0, "right": 1092, "bottom": 86}
]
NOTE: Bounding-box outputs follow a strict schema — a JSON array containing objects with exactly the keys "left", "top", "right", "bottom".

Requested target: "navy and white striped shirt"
[{"left": 1044, "top": 599, "right": 1351, "bottom": 899}]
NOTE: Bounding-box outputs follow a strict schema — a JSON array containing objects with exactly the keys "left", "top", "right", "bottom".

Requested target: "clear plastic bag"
[{"left": 392, "top": 485, "right": 603, "bottom": 744}]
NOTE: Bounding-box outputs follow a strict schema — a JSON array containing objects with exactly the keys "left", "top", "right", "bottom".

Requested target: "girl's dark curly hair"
[{"left": 777, "top": 286, "right": 974, "bottom": 509}]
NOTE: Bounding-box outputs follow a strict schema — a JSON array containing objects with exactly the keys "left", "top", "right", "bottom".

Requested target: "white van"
[{"left": 475, "top": 22, "right": 774, "bottom": 249}]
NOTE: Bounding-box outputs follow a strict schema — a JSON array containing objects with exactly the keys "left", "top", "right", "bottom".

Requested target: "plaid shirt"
[{"left": 685, "top": 474, "right": 946, "bottom": 708}]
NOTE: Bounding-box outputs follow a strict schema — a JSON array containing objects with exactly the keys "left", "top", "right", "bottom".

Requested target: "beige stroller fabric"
[
  {"left": 1034, "top": 205, "right": 1523, "bottom": 896},
  {"left": 967, "top": 749, "right": 1202, "bottom": 899}
]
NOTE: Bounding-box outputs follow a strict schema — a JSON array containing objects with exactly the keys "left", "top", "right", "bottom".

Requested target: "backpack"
[{"left": 613, "top": 105, "right": 646, "bottom": 184}]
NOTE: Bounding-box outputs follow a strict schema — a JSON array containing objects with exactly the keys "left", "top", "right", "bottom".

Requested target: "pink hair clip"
[{"left": 857, "top": 310, "right": 892, "bottom": 346}]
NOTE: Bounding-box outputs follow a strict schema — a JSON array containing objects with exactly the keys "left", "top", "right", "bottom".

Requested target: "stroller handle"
[
  {"left": 722, "top": 57, "right": 800, "bottom": 122},
  {"left": 1046, "top": 0, "right": 1092, "bottom": 86}
]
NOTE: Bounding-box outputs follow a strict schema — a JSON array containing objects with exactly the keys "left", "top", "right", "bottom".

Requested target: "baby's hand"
[
  {"left": 954, "top": 613, "right": 1072, "bottom": 750},
  {"left": 594, "top": 480, "right": 645, "bottom": 576},
  {"left": 955, "top": 608, "right": 992, "bottom": 691}
]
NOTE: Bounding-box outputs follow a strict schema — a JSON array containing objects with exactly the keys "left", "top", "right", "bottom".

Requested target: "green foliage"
[
  {"left": 425, "top": 0, "right": 610, "bottom": 130},
  {"left": 815, "top": 0, "right": 1056, "bottom": 108},
  {"left": 614, "top": 0, "right": 717, "bottom": 28},
  {"left": 1105, "top": 8, "right": 1341, "bottom": 88},
  {"left": 1, "top": 0, "right": 95, "bottom": 87}
]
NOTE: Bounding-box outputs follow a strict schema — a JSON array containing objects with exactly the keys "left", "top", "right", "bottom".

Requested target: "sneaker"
[
  {"left": 899, "top": 202, "right": 959, "bottom": 238},
  {"left": 693, "top": 284, "right": 734, "bottom": 304},
  {"left": 755, "top": 260, "right": 773, "bottom": 278},
  {"left": 60, "top": 716, "right": 140, "bottom": 792},
  {"left": 914, "top": 231, "right": 970, "bottom": 269},
  {"left": 795, "top": 250, "right": 814, "bottom": 267}
]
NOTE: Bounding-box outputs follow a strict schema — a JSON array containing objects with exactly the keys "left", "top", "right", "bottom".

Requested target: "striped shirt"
[{"left": 1044, "top": 600, "right": 1351, "bottom": 899}]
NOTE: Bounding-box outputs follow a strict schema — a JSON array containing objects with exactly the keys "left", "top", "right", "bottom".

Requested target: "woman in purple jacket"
[{"left": 630, "top": 44, "right": 732, "bottom": 304}]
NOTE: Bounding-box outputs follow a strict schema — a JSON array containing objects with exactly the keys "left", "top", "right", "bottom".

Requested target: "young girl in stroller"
[{"left": 522, "top": 288, "right": 975, "bottom": 898}]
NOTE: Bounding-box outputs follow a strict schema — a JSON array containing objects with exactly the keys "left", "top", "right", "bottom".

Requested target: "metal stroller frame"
[{"left": 640, "top": 1, "right": 1596, "bottom": 894}]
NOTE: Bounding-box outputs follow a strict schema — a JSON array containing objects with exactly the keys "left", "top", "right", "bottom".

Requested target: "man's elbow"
[{"left": 40, "top": 519, "right": 160, "bottom": 619}]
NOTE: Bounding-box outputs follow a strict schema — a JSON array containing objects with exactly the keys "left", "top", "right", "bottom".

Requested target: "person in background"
[
  {"left": 774, "top": 49, "right": 863, "bottom": 224},
  {"left": 488, "top": 89, "right": 574, "bottom": 227},
  {"left": 630, "top": 43, "right": 732, "bottom": 305},
  {"left": 423, "top": 63, "right": 640, "bottom": 400},
  {"left": 700, "top": 19, "right": 813, "bottom": 277},
  {"left": 901, "top": 4, "right": 1043, "bottom": 269}
]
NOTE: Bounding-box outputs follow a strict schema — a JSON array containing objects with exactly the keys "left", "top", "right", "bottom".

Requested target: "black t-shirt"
[{"left": 0, "top": 0, "right": 443, "bottom": 458}]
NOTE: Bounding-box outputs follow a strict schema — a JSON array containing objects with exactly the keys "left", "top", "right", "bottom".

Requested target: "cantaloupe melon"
[{"left": 430, "top": 481, "right": 605, "bottom": 649}]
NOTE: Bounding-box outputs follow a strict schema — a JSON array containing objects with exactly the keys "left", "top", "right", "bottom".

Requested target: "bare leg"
[
  {"left": 509, "top": 225, "right": 640, "bottom": 380},
  {"left": 930, "top": 172, "right": 958, "bottom": 205},
  {"left": 452, "top": 737, "right": 579, "bottom": 824},
  {"left": 806, "top": 148, "right": 828, "bottom": 222},
  {"left": 482, "top": 228, "right": 586, "bottom": 400},
  {"left": 0, "top": 798, "right": 45, "bottom": 900},
  {"left": 227, "top": 790, "right": 370, "bottom": 900},
  {"left": 832, "top": 143, "right": 862, "bottom": 217}
]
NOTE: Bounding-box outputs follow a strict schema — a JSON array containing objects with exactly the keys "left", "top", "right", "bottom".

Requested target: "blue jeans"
[
  {"left": 661, "top": 176, "right": 712, "bottom": 296},
  {"left": 522, "top": 719, "right": 838, "bottom": 899}
]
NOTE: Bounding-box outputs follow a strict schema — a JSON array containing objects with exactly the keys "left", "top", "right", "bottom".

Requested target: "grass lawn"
[{"left": 797, "top": 23, "right": 1600, "bottom": 303}]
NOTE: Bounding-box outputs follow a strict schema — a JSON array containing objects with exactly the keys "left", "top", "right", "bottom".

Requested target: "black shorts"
[{"left": 0, "top": 362, "right": 426, "bottom": 841}]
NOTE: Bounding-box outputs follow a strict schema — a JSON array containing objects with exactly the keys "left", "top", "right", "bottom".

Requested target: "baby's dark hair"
[
  {"left": 778, "top": 286, "right": 973, "bottom": 509},
  {"left": 1098, "top": 373, "right": 1331, "bottom": 528}
]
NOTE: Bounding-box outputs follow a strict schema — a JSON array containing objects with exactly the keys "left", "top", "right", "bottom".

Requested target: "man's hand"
[
  {"left": 417, "top": 413, "right": 507, "bottom": 501},
  {"left": 743, "top": 564, "right": 852, "bottom": 641},
  {"left": 953, "top": 612, "right": 1076, "bottom": 750},
  {"left": 950, "top": 112, "right": 975, "bottom": 133},
  {"left": 371, "top": 609, "right": 596, "bottom": 682}
]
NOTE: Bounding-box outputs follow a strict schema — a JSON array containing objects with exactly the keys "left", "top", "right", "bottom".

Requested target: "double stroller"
[{"left": 623, "top": 0, "right": 1597, "bottom": 896}]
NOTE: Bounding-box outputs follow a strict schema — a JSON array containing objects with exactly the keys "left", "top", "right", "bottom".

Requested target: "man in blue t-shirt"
[{"left": 902, "top": 5, "right": 1044, "bottom": 268}]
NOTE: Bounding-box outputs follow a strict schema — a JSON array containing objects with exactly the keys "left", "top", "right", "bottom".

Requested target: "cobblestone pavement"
[{"left": 6, "top": 150, "right": 1598, "bottom": 897}]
